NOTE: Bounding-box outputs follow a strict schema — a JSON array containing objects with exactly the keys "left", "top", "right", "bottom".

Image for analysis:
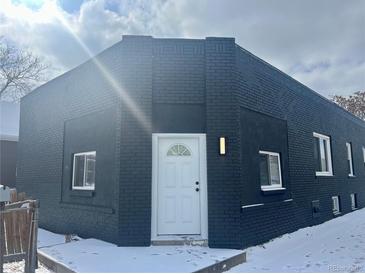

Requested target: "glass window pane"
[
  {"left": 347, "top": 160, "right": 352, "bottom": 175},
  {"left": 314, "top": 133, "right": 333, "bottom": 175},
  {"left": 85, "top": 153, "right": 96, "bottom": 188},
  {"left": 314, "top": 138, "right": 321, "bottom": 172},
  {"left": 346, "top": 143, "right": 351, "bottom": 160},
  {"left": 167, "top": 144, "right": 191, "bottom": 156},
  {"left": 346, "top": 143, "right": 354, "bottom": 175},
  {"left": 351, "top": 194, "right": 356, "bottom": 209},
  {"left": 320, "top": 139, "right": 328, "bottom": 172},
  {"left": 259, "top": 154, "right": 270, "bottom": 186},
  {"left": 332, "top": 196, "right": 340, "bottom": 213},
  {"left": 74, "top": 155, "right": 85, "bottom": 187},
  {"left": 332, "top": 198, "right": 336, "bottom": 211},
  {"left": 269, "top": 155, "right": 281, "bottom": 185},
  {"left": 332, "top": 197, "right": 336, "bottom": 211}
]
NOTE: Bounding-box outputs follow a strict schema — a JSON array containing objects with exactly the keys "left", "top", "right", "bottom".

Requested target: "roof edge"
[{"left": 235, "top": 44, "right": 365, "bottom": 126}]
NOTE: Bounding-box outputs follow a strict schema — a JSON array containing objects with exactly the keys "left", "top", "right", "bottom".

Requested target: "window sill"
[
  {"left": 261, "top": 187, "right": 286, "bottom": 191},
  {"left": 261, "top": 187, "right": 286, "bottom": 195},
  {"left": 72, "top": 187, "right": 95, "bottom": 191},
  {"left": 70, "top": 190, "right": 94, "bottom": 197},
  {"left": 348, "top": 175, "right": 356, "bottom": 178},
  {"left": 333, "top": 212, "right": 341, "bottom": 217},
  {"left": 315, "top": 172, "right": 333, "bottom": 177}
]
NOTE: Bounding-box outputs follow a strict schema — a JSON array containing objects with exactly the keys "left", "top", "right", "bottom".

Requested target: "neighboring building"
[
  {"left": 16, "top": 36, "right": 365, "bottom": 249},
  {"left": 0, "top": 101, "right": 20, "bottom": 188}
]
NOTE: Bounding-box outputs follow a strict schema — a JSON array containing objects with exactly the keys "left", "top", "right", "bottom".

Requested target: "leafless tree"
[
  {"left": 332, "top": 91, "right": 365, "bottom": 120},
  {"left": 0, "top": 37, "right": 49, "bottom": 101}
]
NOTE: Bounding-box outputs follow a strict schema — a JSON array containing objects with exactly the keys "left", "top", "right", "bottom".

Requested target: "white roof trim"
[{"left": 0, "top": 134, "right": 18, "bottom": 142}]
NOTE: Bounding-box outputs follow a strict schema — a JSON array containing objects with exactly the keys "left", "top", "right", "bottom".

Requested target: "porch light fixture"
[{"left": 219, "top": 137, "right": 226, "bottom": 155}]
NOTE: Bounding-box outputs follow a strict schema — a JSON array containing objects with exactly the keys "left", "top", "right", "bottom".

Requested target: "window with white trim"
[
  {"left": 350, "top": 193, "right": 358, "bottom": 210},
  {"left": 362, "top": 147, "right": 365, "bottom": 165},
  {"left": 332, "top": 196, "right": 340, "bottom": 215},
  {"left": 346, "top": 142, "right": 354, "bottom": 176},
  {"left": 259, "top": 151, "right": 283, "bottom": 190},
  {"left": 313, "top": 132, "right": 333, "bottom": 176},
  {"left": 72, "top": 151, "right": 96, "bottom": 190}
]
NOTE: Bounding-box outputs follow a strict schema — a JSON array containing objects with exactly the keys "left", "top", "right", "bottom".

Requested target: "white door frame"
[{"left": 151, "top": 133, "right": 208, "bottom": 241}]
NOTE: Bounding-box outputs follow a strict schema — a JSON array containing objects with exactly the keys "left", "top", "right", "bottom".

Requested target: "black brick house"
[{"left": 16, "top": 36, "right": 365, "bottom": 249}]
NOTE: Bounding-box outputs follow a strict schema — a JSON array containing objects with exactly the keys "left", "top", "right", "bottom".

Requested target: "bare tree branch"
[
  {"left": 0, "top": 37, "right": 49, "bottom": 101},
  {"left": 332, "top": 91, "right": 365, "bottom": 121}
]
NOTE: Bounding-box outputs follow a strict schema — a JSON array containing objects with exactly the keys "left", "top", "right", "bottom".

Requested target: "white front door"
[{"left": 157, "top": 137, "right": 201, "bottom": 235}]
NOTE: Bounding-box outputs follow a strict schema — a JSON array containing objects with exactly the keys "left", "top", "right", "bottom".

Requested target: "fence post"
[
  {"left": 29, "top": 201, "right": 39, "bottom": 273},
  {"left": 0, "top": 202, "right": 5, "bottom": 273}
]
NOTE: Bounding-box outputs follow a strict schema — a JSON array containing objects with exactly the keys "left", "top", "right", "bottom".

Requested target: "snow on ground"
[
  {"left": 4, "top": 260, "right": 51, "bottom": 273},
  {"left": 230, "top": 208, "right": 365, "bottom": 273},
  {"left": 38, "top": 228, "right": 66, "bottom": 248},
  {"left": 2, "top": 229, "right": 59, "bottom": 273},
  {"left": 37, "top": 230, "right": 242, "bottom": 273},
  {"left": 36, "top": 208, "right": 365, "bottom": 273}
]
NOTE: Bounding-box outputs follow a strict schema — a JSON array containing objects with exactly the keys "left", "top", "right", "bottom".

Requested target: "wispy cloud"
[{"left": 1, "top": 0, "right": 364, "bottom": 97}]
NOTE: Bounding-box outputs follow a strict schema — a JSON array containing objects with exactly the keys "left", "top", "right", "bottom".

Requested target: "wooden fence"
[{"left": 0, "top": 193, "right": 39, "bottom": 273}]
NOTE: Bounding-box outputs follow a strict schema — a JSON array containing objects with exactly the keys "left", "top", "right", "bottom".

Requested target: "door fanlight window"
[{"left": 167, "top": 144, "right": 191, "bottom": 156}]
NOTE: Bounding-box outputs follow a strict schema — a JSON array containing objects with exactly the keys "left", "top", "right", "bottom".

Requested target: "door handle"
[
  {"left": 195, "top": 181, "right": 199, "bottom": 185},
  {"left": 195, "top": 188, "right": 200, "bottom": 192}
]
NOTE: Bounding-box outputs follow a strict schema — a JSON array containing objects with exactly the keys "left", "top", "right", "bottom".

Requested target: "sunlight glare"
[{"left": 53, "top": 10, "right": 152, "bottom": 133}]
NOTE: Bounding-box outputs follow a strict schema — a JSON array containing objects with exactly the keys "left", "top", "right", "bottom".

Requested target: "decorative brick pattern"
[{"left": 152, "top": 39, "right": 205, "bottom": 104}]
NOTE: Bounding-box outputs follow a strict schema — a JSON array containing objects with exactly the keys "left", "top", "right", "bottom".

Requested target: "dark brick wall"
[
  {"left": 16, "top": 35, "right": 365, "bottom": 250},
  {"left": 240, "top": 108, "right": 291, "bottom": 205},
  {"left": 152, "top": 38, "right": 206, "bottom": 134},
  {"left": 152, "top": 39, "right": 205, "bottom": 104},
  {"left": 205, "top": 38, "right": 242, "bottom": 248},
  {"left": 61, "top": 108, "right": 117, "bottom": 208},
  {"left": 153, "top": 103, "right": 206, "bottom": 133},
  {"left": 17, "top": 40, "right": 124, "bottom": 243},
  {"left": 235, "top": 45, "right": 365, "bottom": 248},
  {"left": 117, "top": 36, "right": 153, "bottom": 246},
  {"left": 0, "top": 140, "right": 17, "bottom": 187}
]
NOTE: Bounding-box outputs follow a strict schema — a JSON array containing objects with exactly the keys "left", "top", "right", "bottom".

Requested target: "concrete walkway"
[{"left": 37, "top": 229, "right": 245, "bottom": 273}]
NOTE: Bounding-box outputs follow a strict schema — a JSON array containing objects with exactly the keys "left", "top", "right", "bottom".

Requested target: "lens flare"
[{"left": 55, "top": 13, "right": 151, "bottom": 133}]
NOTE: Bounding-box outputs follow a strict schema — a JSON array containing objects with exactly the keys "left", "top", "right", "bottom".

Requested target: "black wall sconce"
[{"left": 219, "top": 137, "right": 226, "bottom": 155}]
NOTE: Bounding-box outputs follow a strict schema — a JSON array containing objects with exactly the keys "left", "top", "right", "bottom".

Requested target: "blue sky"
[{"left": 1, "top": 0, "right": 364, "bottom": 97}]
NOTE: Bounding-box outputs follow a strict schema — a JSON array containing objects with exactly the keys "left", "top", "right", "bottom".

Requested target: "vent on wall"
[{"left": 312, "top": 200, "right": 321, "bottom": 218}]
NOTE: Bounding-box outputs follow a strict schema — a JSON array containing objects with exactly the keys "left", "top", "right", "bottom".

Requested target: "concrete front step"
[
  {"left": 151, "top": 239, "right": 208, "bottom": 247},
  {"left": 38, "top": 229, "right": 246, "bottom": 273},
  {"left": 38, "top": 248, "right": 246, "bottom": 273}
]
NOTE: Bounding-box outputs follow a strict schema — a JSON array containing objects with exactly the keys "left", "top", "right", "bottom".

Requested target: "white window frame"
[
  {"left": 72, "top": 151, "right": 96, "bottom": 190},
  {"left": 350, "top": 193, "right": 357, "bottom": 210},
  {"left": 332, "top": 196, "right": 340, "bottom": 215},
  {"left": 259, "top": 150, "right": 284, "bottom": 191},
  {"left": 313, "top": 132, "right": 333, "bottom": 176},
  {"left": 346, "top": 142, "right": 354, "bottom": 177},
  {"left": 362, "top": 147, "right": 365, "bottom": 165}
]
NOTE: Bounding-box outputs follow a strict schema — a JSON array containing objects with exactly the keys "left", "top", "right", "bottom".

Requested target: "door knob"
[
  {"left": 195, "top": 188, "right": 200, "bottom": 192},
  {"left": 195, "top": 181, "right": 199, "bottom": 185}
]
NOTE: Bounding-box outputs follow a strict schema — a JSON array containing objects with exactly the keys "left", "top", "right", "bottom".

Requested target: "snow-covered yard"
[
  {"left": 230, "top": 208, "right": 365, "bottom": 273},
  {"left": 3, "top": 261, "right": 51, "bottom": 273},
  {"left": 31, "top": 208, "right": 365, "bottom": 272},
  {"left": 37, "top": 230, "right": 243, "bottom": 272}
]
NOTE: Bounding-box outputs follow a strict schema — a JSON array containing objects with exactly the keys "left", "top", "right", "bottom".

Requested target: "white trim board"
[{"left": 151, "top": 133, "right": 208, "bottom": 242}]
